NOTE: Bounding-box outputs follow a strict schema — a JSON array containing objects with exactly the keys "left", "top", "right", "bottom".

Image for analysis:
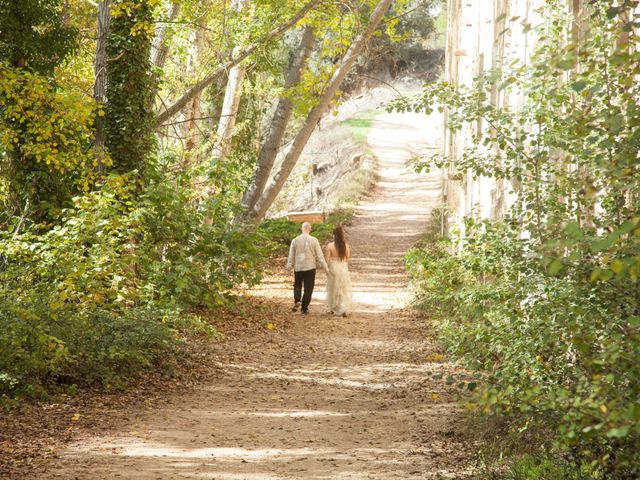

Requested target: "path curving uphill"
[{"left": 42, "top": 111, "right": 475, "bottom": 479}]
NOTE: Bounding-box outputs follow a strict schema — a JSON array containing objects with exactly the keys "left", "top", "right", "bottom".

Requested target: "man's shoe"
[
  {"left": 301, "top": 309, "right": 309, "bottom": 315},
  {"left": 292, "top": 302, "right": 301, "bottom": 312}
]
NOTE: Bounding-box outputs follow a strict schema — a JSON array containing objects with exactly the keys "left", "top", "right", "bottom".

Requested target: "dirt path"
[{"left": 40, "top": 111, "right": 475, "bottom": 479}]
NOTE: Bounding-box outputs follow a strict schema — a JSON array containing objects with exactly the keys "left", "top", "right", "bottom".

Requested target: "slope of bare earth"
[
  {"left": 269, "top": 78, "right": 426, "bottom": 216},
  {"left": 7, "top": 110, "right": 477, "bottom": 479}
]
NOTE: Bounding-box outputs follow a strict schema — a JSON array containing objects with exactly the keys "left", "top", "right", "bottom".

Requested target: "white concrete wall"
[{"left": 442, "top": 0, "right": 552, "bottom": 233}]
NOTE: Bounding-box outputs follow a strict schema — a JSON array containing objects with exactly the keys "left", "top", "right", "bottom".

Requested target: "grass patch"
[
  {"left": 501, "top": 455, "right": 597, "bottom": 480},
  {"left": 477, "top": 451, "right": 601, "bottom": 480},
  {"left": 343, "top": 117, "right": 374, "bottom": 145},
  {"left": 331, "top": 108, "right": 383, "bottom": 208},
  {"left": 342, "top": 109, "right": 381, "bottom": 153}
]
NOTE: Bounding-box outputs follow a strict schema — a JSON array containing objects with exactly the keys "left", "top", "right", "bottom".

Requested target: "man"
[{"left": 287, "top": 222, "right": 328, "bottom": 314}]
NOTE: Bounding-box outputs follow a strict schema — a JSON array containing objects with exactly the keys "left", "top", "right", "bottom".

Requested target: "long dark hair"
[{"left": 333, "top": 225, "right": 348, "bottom": 260}]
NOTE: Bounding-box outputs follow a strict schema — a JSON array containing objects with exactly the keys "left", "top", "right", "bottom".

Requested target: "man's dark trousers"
[{"left": 294, "top": 269, "right": 316, "bottom": 312}]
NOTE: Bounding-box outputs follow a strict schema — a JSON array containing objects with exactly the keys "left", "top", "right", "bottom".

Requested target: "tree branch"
[{"left": 155, "top": 0, "right": 322, "bottom": 127}]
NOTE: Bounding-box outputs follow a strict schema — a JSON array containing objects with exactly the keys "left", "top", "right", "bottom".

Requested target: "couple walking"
[{"left": 287, "top": 222, "right": 353, "bottom": 316}]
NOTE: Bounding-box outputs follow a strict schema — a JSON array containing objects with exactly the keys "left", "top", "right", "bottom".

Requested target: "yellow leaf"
[
  {"left": 425, "top": 353, "right": 445, "bottom": 363},
  {"left": 71, "top": 413, "right": 81, "bottom": 422},
  {"left": 599, "top": 404, "right": 608, "bottom": 414},
  {"left": 266, "top": 322, "right": 277, "bottom": 330},
  {"left": 610, "top": 259, "right": 623, "bottom": 274},
  {"left": 431, "top": 393, "right": 440, "bottom": 401}
]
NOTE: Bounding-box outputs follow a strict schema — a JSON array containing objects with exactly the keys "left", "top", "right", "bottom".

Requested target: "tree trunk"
[
  {"left": 151, "top": 0, "right": 181, "bottom": 69},
  {"left": 105, "top": 0, "right": 157, "bottom": 174},
  {"left": 183, "top": 17, "right": 208, "bottom": 154},
  {"left": 211, "top": 67, "right": 245, "bottom": 159},
  {"left": 211, "top": 0, "right": 248, "bottom": 160},
  {"left": 155, "top": 0, "right": 320, "bottom": 127},
  {"left": 93, "top": 0, "right": 111, "bottom": 170},
  {"left": 240, "top": 26, "right": 315, "bottom": 213},
  {"left": 249, "top": 0, "right": 394, "bottom": 222}
]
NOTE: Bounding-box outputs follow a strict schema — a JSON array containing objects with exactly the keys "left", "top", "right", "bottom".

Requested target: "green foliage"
[
  {"left": 0, "top": 0, "right": 77, "bottom": 75},
  {"left": 0, "top": 64, "right": 100, "bottom": 212},
  {"left": 0, "top": 1, "right": 90, "bottom": 220},
  {"left": 406, "top": 221, "right": 640, "bottom": 478},
  {"left": 398, "top": 2, "right": 640, "bottom": 478},
  {"left": 0, "top": 299, "right": 176, "bottom": 399},
  {"left": 0, "top": 159, "right": 266, "bottom": 400},
  {"left": 106, "top": 0, "right": 158, "bottom": 174}
]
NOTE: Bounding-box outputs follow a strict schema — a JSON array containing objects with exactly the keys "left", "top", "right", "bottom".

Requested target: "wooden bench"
[{"left": 286, "top": 210, "right": 326, "bottom": 224}]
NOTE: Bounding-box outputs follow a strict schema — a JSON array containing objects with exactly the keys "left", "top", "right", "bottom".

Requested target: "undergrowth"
[
  {"left": 405, "top": 215, "right": 640, "bottom": 480},
  {"left": 0, "top": 164, "right": 264, "bottom": 403}
]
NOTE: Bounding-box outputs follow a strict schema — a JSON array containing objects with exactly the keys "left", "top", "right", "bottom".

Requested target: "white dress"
[{"left": 326, "top": 255, "right": 353, "bottom": 316}]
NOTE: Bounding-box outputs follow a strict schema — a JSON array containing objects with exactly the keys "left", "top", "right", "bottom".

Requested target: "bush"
[
  {"left": 0, "top": 298, "right": 176, "bottom": 398},
  {"left": 406, "top": 220, "right": 640, "bottom": 479},
  {"left": 0, "top": 165, "right": 266, "bottom": 400}
]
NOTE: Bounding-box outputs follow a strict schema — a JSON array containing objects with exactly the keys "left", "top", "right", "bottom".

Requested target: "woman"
[{"left": 325, "top": 225, "right": 353, "bottom": 317}]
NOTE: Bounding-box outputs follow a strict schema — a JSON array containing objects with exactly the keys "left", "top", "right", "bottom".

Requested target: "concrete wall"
[{"left": 442, "top": 0, "right": 570, "bottom": 234}]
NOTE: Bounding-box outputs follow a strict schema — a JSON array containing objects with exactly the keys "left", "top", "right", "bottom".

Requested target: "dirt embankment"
[{"left": 270, "top": 75, "right": 434, "bottom": 217}]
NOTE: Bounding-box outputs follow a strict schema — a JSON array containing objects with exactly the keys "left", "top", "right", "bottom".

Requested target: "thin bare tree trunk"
[
  {"left": 93, "top": 0, "right": 111, "bottom": 170},
  {"left": 211, "top": 0, "right": 248, "bottom": 160},
  {"left": 240, "top": 26, "right": 315, "bottom": 213},
  {"left": 151, "top": 0, "right": 181, "bottom": 69},
  {"left": 184, "top": 19, "right": 208, "bottom": 153},
  {"left": 155, "top": 0, "right": 320, "bottom": 127},
  {"left": 212, "top": 66, "right": 245, "bottom": 159},
  {"left": 249, "top": 0, "right": 394, "bottom": 222}
]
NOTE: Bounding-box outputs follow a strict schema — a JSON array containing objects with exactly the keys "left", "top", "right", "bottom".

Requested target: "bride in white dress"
[{"left": 325, "top": 225, "right": 353, "bottom": 317}]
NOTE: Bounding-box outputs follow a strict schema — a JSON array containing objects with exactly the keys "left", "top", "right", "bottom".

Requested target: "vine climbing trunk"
[
  {"left": 248, "top": 0, "right": 395, "bottom": 222},
  {"left": 240, "top": 26, "right": 316, "bottom": 214},
  {"left": 105, "top": 0, "right": 157, "bottom": 175}
]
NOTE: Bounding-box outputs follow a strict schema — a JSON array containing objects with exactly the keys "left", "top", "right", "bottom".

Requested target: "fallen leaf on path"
[{"left": 425, "top": 353, "right": 445, "bottom": 363}]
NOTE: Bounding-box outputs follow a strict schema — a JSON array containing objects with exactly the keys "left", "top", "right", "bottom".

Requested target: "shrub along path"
[{"left": 25, "top": 111, "right": 474, "bottom": 479}]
